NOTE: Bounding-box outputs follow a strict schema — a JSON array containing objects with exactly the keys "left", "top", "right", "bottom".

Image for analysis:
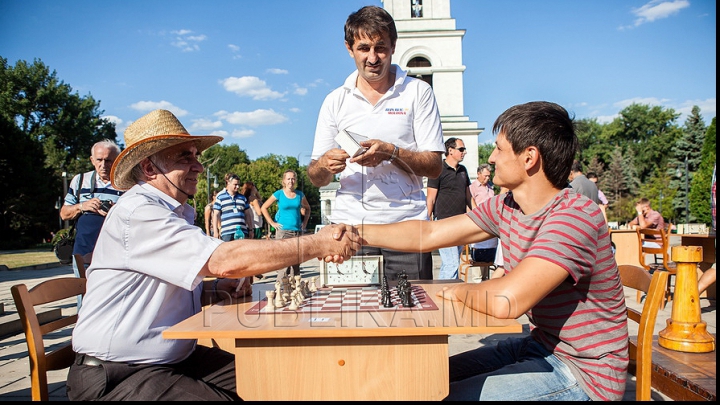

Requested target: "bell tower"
[{"left": 382, "top": 0, "right": 482, "bottom": 179}]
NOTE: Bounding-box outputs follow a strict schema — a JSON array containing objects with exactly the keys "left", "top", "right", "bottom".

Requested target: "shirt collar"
[
  {"left": 342, "top": 64, "right": 407, "bottom": 92},
  {"left": 138, "top": 182, "right": 196, "bottom": 222}
]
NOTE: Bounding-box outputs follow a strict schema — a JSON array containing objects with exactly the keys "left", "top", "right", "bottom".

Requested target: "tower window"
[{"left": 411, "top": 0, "right": 423, "bottom": 18}]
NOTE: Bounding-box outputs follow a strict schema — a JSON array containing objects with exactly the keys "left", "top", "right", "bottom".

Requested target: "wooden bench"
[{"left": 629, "top": 335, "right": 716, "bottom": 401}]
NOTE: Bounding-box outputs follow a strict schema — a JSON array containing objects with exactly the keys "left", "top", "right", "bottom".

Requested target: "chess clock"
[{"left": 320, "top": 255, "right": 383, "bottom": 287}]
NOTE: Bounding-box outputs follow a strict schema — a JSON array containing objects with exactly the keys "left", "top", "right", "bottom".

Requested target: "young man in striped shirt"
[{"left": 354, "top": 101, "right": 628, "bottom": 401}]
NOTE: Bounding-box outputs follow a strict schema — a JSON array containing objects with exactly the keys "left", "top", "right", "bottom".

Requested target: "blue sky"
[{"left": 1, "top": 0, "right": 716, "bottom": 163}]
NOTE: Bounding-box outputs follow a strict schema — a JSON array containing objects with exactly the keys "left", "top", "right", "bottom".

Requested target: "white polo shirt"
[
  {"left": 72, "top": 182, "right": 223, "bottom": 364},
  {"left": 312, "top": 65, "right": 444, "bottom": 225}
]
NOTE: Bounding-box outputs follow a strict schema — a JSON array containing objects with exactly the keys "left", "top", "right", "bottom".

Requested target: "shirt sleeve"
[
  {"left": 412, "top": 83, "right": 445, "bottom": 153},
  {"left": 311, "top": 92, "right": 340, "bottom": 159},
  {"left": 63, "top": 174, "right": 81, "bottom": 205}
]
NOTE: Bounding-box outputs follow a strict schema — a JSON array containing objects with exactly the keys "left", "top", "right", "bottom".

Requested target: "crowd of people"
[{"left": 58, "top": 4, "right": 714, "bottom": 402}]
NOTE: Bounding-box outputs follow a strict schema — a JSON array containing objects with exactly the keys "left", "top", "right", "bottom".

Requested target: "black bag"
[
  {"left": 54, "top": 227, "right": 76, "bottom": 265},
  {"left": 54, "top": 172, "right": 84, "bottom": 264}
]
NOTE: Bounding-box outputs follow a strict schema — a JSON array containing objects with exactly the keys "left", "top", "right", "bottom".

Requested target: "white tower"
[{"left": 383, "top": 0, "right": 482, "bottom": 179}]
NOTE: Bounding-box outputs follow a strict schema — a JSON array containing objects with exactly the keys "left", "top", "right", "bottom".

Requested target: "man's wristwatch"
[{"left": 388, "top": 144, "right": 399, "bottom": 163}]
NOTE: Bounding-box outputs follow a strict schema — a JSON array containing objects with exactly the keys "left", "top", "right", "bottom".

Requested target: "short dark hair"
[
  {"left": 586, "top": 172, "right": 598, "bottom": 180},
  {"left": 345, "top": 6, "right": 397, "bottom": 49},
  {"left": 571, "top": 160, "right": 583, "bottom": 173},
  {"left": 492, "top": 101, "right": 577, "bottom": 189},
  {"left": 444, "top": 137, "right": 459, "bottom": 156}
]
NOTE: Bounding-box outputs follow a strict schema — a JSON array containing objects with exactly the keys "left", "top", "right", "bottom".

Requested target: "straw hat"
[{"left": 110, "top": 109, "right": 223, "bottom": 190}]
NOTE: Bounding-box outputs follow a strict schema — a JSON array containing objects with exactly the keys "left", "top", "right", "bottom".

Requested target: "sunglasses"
[{"left": 454, "top": 147, "right": 466, "bottom": 152}]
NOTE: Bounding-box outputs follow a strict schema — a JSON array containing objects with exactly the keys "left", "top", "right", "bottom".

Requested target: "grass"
[{"left": 0, "top": 248, "right": 59, "bottom": 269}]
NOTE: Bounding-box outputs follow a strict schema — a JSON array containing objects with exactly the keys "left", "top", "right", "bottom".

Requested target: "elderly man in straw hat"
[{"left": 66, "top": 109, "right": 360, "bottom": 401}]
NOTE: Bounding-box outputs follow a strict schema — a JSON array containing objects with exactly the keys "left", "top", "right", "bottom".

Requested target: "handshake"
[{"left": 313, "top": 223, "right": 363, "bottom": 264}]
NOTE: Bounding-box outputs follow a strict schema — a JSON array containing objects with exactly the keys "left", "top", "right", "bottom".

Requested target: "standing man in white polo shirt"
[{"left": 308, "top": 5, "right": 444, "bottom": 281}]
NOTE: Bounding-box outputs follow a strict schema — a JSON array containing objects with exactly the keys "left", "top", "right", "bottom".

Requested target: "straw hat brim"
[{"left": 111, "top": 134, "right": 222, "bottom": 190}]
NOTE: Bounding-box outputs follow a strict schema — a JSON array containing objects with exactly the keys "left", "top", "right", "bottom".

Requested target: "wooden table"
[
  {"left": 649, "top": 336, "right": 716, "bottom": 401},
  {"left": 163, "top": 282, "right": 522, "bottom": 401},
  {"left": 677, "top": 233, "right": 716, "bottom": 299}
]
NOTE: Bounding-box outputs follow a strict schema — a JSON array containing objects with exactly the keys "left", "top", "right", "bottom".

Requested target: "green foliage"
[
  {"left": 477, "top": 142, "right": 494, "bottom": 166},
  {"left": 1, "top": 57, "right": 118, "bottom": 248},
  {"left": 688, "top": 118, "right": 716, "bottom": 224},
  {"left": 0, "top": 112, "right": 58, "bottom": 248},
  {"left": 192, "top": 153, "right": 321, "bottom": 231},
  {"left": 638, "top": 167, "right": 677, "bottom": 222}
]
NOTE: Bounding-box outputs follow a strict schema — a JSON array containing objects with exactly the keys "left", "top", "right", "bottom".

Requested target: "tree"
[
  {"left": 1, "top": 57, "right": 117, "bottom": 247},
  {"left": 606, "top": 103, "right": 681, "bottom": 184},
  {"left": 669, "top": 106, "right": 707, "bottom": 222},
  {"left": 477, "top": 142, "right": 494, "bottom": 166},
  {"left": 604, "top": 146, "right": 627, "bottom": 221},
  {"left": 688, "top": 118, "right": 716, "bottom": 224}
]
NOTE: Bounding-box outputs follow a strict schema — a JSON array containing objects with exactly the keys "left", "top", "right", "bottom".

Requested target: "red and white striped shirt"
[{"left": 468, "top": 188, "right": 628, "bottom": 401}]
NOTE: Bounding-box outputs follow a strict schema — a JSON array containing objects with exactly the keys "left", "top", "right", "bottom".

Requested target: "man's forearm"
[
  {"left": 393, "top": 149, "right": 442, "bottom": 178},
  {"left": 205, "top": 231, "right": 353, "bottom": 278}
]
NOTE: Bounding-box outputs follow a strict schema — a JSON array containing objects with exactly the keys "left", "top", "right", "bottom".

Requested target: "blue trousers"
[
  {"left": 438, "top": 245, "right": 463, "bottom": 279},
  {"left": 445, "top": 336, "right": 591, "bottom": 401}
]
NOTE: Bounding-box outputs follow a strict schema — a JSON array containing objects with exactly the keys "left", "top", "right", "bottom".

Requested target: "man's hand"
[
  {"left": 317, "top": 223, "right": 360, "bottom": 263},
  {"left": 351, "top": 140, "right": 392, "bottom": 167},
  {"left": 233, "top": 277, "right": 253, "bottom": 298},
  {"left": 319, "top": 148, "right": 350, "bottom": 175},
  {"left": 436, "top": 285, "right": 463, "bottom": 302}
]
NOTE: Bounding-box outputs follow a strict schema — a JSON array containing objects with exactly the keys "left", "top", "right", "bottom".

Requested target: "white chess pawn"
[
  {"left": 309, "top": 277, "right": 318, "bottom": 292},
  {"left": 288, "top": 290, "right": 299, "bottom": 310},
  {"left": 274, "top": 290, "right": 285, "bottom": 308}
]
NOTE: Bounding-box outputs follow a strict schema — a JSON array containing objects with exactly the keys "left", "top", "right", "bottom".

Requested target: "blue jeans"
[
  {"left": 445, "top": 336, "right": 591, "bottom": 401},
  {"left": 438, "top": 245, "right": 463, "bottom": 279}
]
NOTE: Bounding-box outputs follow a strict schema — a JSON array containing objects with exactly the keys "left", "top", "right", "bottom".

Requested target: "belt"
[{"left": 77, "top": 354, "right": 118, "bottom": 367}]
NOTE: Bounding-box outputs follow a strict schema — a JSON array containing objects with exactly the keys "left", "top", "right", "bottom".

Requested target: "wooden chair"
[
  {"left": 10, "top": 277, "right": 86, "bottom": 401},
  {"left": 618, "top": 264, "right": 670, "bottom": 401},
  {"left": 636, "top": 227, "right": 676, "bottom": 307},
  {"left": 459, "top": 244, "right": 496, "bottom": 282}
]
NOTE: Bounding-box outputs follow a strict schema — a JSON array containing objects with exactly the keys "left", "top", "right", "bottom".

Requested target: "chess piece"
[
  {"left": 265, "top": 290, "right": 276, "bottom": 310},
  {"left": 381, "top": 275, "right": 393, "bottom": 308},
  {"left": 288, "top": 290, "right": 300, "bottom": 310},
  {"left": 274, "top": 292, "right": 284, "bottom": 308},
  {"left": 401, "top": 282, "right": 414, "bottom": 308},
  {"left": 309, "top": 277, "right": 318, "bottom": 292},
  {"left": 300, "top": 280, "right": 311, "bottom": 298}
]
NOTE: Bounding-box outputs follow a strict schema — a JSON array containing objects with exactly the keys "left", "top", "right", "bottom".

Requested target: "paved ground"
[{"left": 1, "top": 253, "right": 715, "bottom": 401}]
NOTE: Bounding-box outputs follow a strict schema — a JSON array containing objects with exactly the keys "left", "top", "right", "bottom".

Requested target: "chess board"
[{"left": 245, "top": 285, "right": 439, "bottom": 314}]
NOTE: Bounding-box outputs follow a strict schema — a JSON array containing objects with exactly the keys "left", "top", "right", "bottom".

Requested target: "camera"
[{"left": 99, "top": 200, "right": 113, "bottom": 212}]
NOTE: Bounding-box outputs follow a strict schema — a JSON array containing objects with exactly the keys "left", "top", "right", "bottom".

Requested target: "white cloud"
[
  {"left": 130, "top": 101, "right": 188, "bottom": 117},
  {"left": 220, "top": 76, "right": 285, "bottom": 100},
  {"left": 289, "top": 107, "right": 301, "bottom": 113},
  {"left": 628, "top": 0, "right": 690, "bottom": 28},
  {"left": 228, "top": 44, "right": 241, "bottom": 59},
  {"left": 595, "top": 114, "right": 619, "bottom": 124},
  {"left": 169, "top": 29, "right": 206, "bottom": 52},
  {"left": 612, "top": 97, "right": 671, "bottom": 110},
  {"left": 293, "top": 85, "right": 308, "bottom": 96},
  {"left": 189, "top": 118, "right": 223, "bottom": 132},
  {"left": 231, "top": 129, "right": 256, "bottom": 138},
  {"left": 210, "top": 130, "right": 229, "bottom": 137},
  {"left": 674, "top": 98, "right": 716, "bottom": 123},
  {"left": 266, "top": 68, "right": 288, "bottom": 74},
  {"left": 102, "top": 115, "right": 123, "bottom": 126},
  {"left": 217, "top": 109, "right": 288, "bottom": 127}
]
